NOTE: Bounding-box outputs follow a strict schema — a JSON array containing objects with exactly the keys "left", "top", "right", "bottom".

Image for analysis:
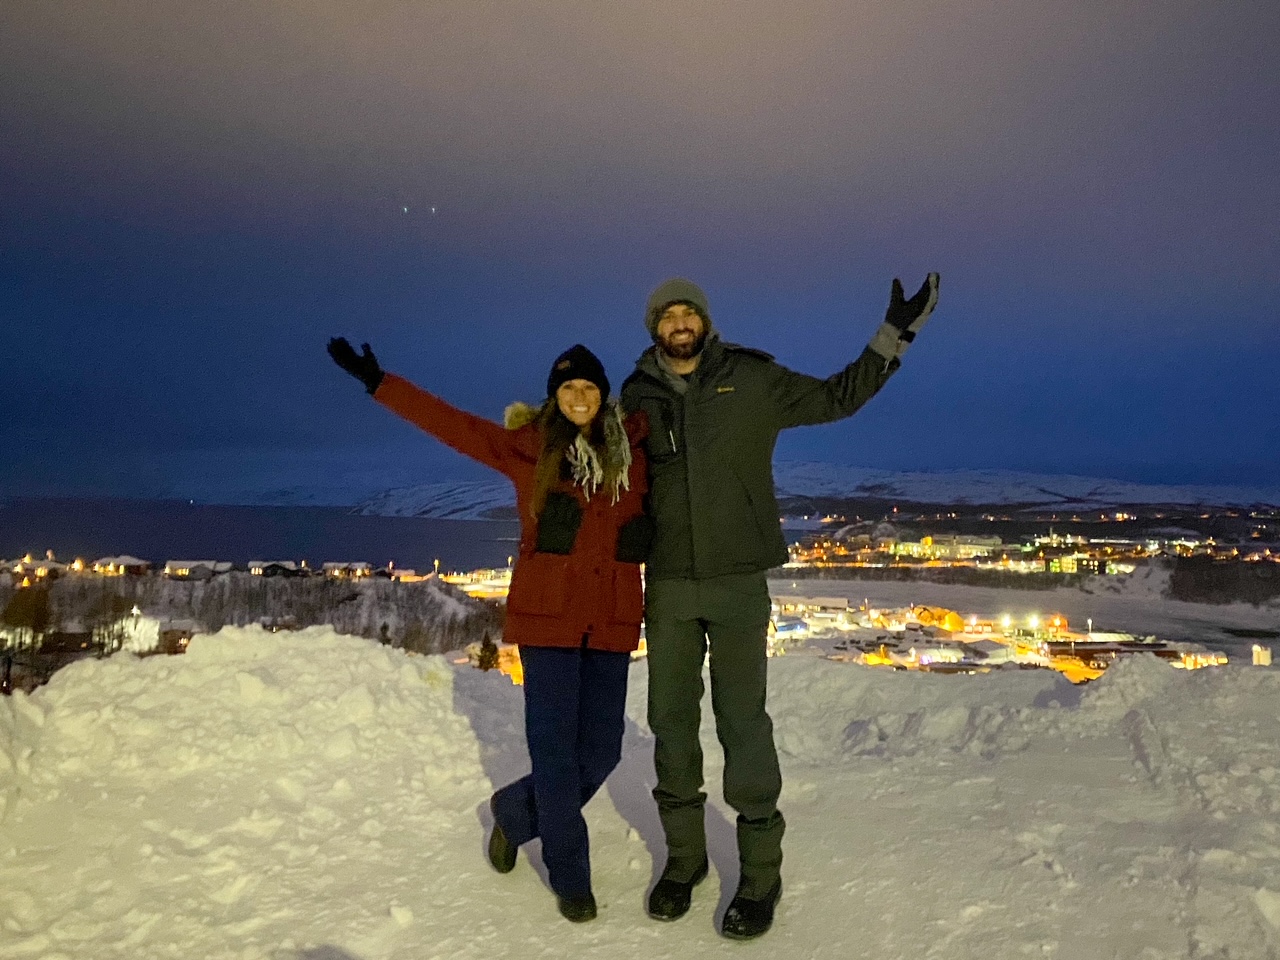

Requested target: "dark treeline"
[
  {"left": 2, "top": 573, "right": 504, "bottom": 656},
  {"left": 1167, "top": 557, "right": 1280, "bottom": 606},
  {"left": 773, "top": 557, "right": 1280, "bottom": 607},
  {"left": 771, "top": 565, "right": 1087, "bottom": 592}
]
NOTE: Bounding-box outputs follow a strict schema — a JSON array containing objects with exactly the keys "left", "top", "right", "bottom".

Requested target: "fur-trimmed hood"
[
  {"left": 503, "top": 400, "right": 542, "bottom": 430},
  {"left": 501, "top": 397, "right": 642, "bottom": 504}
]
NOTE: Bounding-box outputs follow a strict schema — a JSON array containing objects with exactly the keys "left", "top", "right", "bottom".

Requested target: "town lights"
[
  {"left": 1029, "top": 614, "right": 1041, "bottom": 629},
  {"left": 1001, "top": 614, "right": 1012, "bottom": 630}
]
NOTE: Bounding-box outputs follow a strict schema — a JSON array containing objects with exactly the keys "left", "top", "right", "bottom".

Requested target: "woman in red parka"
[{"left": 327, "top": 338, "right": 650, "bottom": 924}]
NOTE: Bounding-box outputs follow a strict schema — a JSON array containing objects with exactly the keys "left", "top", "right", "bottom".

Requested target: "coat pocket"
[
  {"left": 506, "top": 554, "right": 570, "bottom": 617},
  {"left": 535, "top": 491, "right": 583, "bottom": 554},
  {"left": 615, "top": 513, "right": 655, "bottom": 564},
  {"left": 641, "top": 398, "right": 679, "bottom": 463},
  {"left": 611, "top": 567, "right": 645, "bottom": 625}
]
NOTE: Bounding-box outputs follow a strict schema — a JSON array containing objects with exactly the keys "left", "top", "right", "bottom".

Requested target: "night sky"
[{"left": 4, "top": 1, "right": 1278, "bottom": 502}]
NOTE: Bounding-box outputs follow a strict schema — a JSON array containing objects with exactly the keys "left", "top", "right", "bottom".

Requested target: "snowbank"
[{"left": 3, "top": 626, "right": 1280, "bottom": 959}]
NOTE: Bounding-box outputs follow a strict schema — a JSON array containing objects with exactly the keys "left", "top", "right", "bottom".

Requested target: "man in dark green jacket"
[{"left": 620, "top": 273, "right": 939, "bottom": 939}]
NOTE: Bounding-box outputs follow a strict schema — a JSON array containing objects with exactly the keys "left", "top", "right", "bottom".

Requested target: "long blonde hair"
[{"left": 528, "top": 398, "right": 631, "bottom": 520}]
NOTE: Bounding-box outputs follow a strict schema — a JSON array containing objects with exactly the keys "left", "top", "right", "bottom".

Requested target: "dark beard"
[{"left": 658, "top": 329, "right": 708, "bottom": 362}]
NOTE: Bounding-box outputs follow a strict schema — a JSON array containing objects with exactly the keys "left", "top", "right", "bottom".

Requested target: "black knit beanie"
[
  {"left": 547, "top": 344, "right": 610, "bottom": 399},
  {"left": 644, "top": 278, "right": 712, "bottom": 338}
]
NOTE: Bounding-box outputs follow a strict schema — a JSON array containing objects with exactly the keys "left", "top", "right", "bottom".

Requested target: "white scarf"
[{"left": 564, "top": 400, "right": 632, "bottom": 504}]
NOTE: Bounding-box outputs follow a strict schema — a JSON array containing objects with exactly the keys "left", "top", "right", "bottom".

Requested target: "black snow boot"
[
  {"left": 720, "top": 879, "right": 782, "bottom": 940},
  {"left": 487, "top": 798, "right": 517, "bottom": 873},
  {"left": 646, "top": 856, "right": 709, "bottom": 921},
  {"left": 557, "top": 892, "right": 598, "bottom": 923}
]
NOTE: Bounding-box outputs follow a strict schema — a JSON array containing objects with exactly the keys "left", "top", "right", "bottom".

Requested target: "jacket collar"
[{"left": 634, "top": 333, "right": 727, "bottom": 394}]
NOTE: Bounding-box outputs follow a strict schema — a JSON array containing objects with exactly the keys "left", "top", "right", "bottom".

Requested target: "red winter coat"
[{"left": 374, "top": 373, "right": 650, "bottom": 653}]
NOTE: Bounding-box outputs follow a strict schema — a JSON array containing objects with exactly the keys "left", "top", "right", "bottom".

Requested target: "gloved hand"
[
  {"left": 867, "top": 272, "right": 940, "bottom": 363},
  {"left": 884, "top": 272, "right": 940, "bottom": 341},
  {"left": 327, "top": 337, "right": 385, "bottom": 394}
]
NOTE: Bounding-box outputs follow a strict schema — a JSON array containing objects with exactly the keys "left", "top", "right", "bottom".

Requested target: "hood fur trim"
[{"left": 503, "top": 400, "right": 541, "bottom": 430}]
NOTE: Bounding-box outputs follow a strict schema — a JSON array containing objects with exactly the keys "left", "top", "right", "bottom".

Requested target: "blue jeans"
[{"left": 490, "top": 643, "right": 631, "bottom": 898}]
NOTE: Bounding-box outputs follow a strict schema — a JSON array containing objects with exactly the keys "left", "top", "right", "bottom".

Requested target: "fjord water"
[{"left": 0, "top": 497, "right": 520, "bottom": 572}]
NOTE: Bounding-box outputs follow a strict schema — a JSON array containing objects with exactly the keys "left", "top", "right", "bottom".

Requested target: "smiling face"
[
  {"left": 555, "top": 378, "right": 602, "bottom": 430},
  {"left": 655, "top": 302, "right": 708, "bottom": 364}
]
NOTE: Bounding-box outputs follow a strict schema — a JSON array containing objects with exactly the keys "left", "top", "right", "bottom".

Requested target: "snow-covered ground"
[{"left": 4, "top": 622, "right": 1280, "bottom": 960}]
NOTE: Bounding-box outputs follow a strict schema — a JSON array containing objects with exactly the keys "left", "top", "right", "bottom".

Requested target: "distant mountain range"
[{"left": 342, "top": 463, "right": 1280, "bottom": 519}]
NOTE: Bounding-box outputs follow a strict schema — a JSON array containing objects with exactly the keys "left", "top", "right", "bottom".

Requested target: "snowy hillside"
[
  {"left": 350, "top": 464, "right": 1280, "bottom": 518},
  {"left": 771, "top": 462, "right": 1280, "bottom": 509},
  {"left": 3, "top": 626, "right": 1280, "bottom": 959},
  {"left": 356, "top": 479, "right": 517, "bottom": 520}
]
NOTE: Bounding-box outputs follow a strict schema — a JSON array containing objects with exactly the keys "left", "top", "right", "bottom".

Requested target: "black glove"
[
  {"left": 327, "top": 337, "right": 384, "bottom": 394},
  {"left": 867, "top": 272, "right": 940, "bottom": 363},
  {"left": 883, "top": 272, "right": 940, "bottom": 341}
]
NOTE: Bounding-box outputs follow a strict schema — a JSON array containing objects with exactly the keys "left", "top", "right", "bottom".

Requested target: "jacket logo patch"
[{"left": 716, "top": 386, "right": 736, "bottom": 393}]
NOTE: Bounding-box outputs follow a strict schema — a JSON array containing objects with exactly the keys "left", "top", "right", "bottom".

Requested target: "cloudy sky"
[{"left": 3, "top": 0, "right": 1278, "bottom": 500}]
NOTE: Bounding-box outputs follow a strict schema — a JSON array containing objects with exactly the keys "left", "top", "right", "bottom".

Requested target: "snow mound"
[
  {"left": 5, "top": 628, "right": 1280, "bottom": 959},
  {"left": 14, "top": 627, "right": 481, "bottom": 789},
  {"left": 763, "top": 658, "right": 1068, "bottom": 762}
]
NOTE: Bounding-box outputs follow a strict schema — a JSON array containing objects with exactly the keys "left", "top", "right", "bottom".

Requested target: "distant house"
[
  {"left": 164, "top": 561, "right": 234, "bottom": 580},
  {"left": 11, "top": 552, "right": 67, "bottom": 583},
  {"left": 158, "top": 619, "right": 200, "bottom": 654},
  {"left": 964, "top": 639, "right": 1014, "bottom": 663},
  {"left": 769, "top": 616, "right": 809, "bottom": 646},
  {"left": 40, "top": 630, "right": 96, "bottom": 656},
  {"left": 256, "top": 614, "right": 300, "bottom": 632},
  {"left": 373, "top": 565, "right": 418, "bottom": 580},
  {"left": 321, "top": 562, "right": 373, "bottom": 579},
  {"left": 93, "top": 555, "right": 151, "bottom": 576},
  {"left": 248, "top": 560, "right": 306, "bottom": 577}
]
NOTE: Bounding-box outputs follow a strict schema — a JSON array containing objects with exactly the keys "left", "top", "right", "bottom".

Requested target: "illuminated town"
[
  {"left": 437, "top": 566, "right": 1268, "bottom": 687},
  {"left": 4, "top": 523, "right": 1276, "bottom": 695},
  {"left": 784, "top": 511, "right": 1280, "bottom": 572}
]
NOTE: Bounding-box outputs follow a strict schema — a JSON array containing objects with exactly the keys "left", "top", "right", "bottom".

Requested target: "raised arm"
[
  {"left": 769, "top": 348, "right": 899, "bottom": 429},
  {"left": 327, "top": 337, "right": 528, "bottom": 476},
  {"left": 771, "top": 273, "right": 939, "bottom": 429}
]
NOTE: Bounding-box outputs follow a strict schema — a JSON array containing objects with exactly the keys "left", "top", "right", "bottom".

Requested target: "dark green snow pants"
[{"left": 644, "top": 572, "right": 784, "bottom": 899}]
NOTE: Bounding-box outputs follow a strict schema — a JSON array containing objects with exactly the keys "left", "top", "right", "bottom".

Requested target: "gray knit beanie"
[{"left": 644, "top": 278, "right": 712, "bottom": 338}]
